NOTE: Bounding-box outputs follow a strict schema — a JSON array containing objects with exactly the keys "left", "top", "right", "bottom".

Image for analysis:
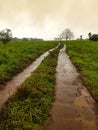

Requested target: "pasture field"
[
  {"left": 0, "top": 43, "right": 63, "bottom": 130},
  {"left": 0, "top": 41, "right": 58, "bottom": 85},
  {"left": 66, "top": 40, "right": 98, "bottom": 102}
]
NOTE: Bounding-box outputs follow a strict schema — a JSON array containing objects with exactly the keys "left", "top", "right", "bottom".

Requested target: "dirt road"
[
  {"left": 0, "top": 45, "right": 58, "bottom": 109},
  {"left": 47, "top": 45, "right": 98, "bottom": 130}
]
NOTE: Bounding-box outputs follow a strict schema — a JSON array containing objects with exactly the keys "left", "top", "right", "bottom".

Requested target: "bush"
[{"left": 90, "top": 34, "right": 98, "bottom": 41}]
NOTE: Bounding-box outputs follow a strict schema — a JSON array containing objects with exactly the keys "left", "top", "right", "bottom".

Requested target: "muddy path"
[
  {"left": 46, "top": 45, "right": 98, "bottom": 130},
  {"left": 0, "top": 45, "right": 59, "bottom": 109}
]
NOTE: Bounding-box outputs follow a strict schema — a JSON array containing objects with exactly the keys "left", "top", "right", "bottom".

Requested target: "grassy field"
[
  {"left": 66, "top": 40, "right": 98, "bottom": 102},
  {"left": 0, "top": 41, "right": 58, "bottom": 85},
  {"left": 0, "top": 43, "right": 63, "bottom": 130}
]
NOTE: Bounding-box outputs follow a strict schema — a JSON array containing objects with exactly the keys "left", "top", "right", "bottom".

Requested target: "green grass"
[
  {"left": 0, "top": 41, "right": 58, "bottom": 85},
  {"left": 0, "top": 43, "right": 63, "bottom": 130},
  {"left": 66, "top": 40, "right": 98, "bottom": 102}
]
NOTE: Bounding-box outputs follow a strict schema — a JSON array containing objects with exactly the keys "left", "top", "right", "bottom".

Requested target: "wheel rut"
[
  {"left": 46, "top": 45, "right": 98, "bottom": 130},
  {"left": 0, "top": 45, "right": 59, "bottom": 109}
]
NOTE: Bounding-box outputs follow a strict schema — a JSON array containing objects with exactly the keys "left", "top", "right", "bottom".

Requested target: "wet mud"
[
  {"left": 0, "top": 45, "right": 58, "bottom": 109},
  {"left": 46, "top": 45, "right": 98, "bottom": 130}
]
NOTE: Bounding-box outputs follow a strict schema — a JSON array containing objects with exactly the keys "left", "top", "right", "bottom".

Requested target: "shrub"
[{"left": 90, "top": 34, "right": 98, "bottom": 41}]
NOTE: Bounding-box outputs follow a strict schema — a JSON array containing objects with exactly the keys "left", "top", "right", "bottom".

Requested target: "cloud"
[{"left": 0, "top": 0, "right": 98, "bottom": 39}]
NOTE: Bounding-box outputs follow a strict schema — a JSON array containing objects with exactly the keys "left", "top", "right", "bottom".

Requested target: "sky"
[{"left": 0, "top": 0, "right": 98, "bottom": 40}]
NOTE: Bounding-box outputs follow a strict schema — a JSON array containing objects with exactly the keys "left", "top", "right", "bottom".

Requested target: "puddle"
[
  {"left": 46, "top": 45, "right": 97, "bottom": 130},
  {"left": 0, "top": 45, "right": 59, "bottom": 108}
]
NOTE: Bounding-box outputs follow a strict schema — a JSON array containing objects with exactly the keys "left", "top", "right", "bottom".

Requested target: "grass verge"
[
  {"left": 66, "top": 40, "right": 98, "bottom": 102},
  {"left": 0, "top": 43, "right": 63, "bottom": 130},
  {"left": 0, "top": 41, "right": 58, "bottom": 85}
]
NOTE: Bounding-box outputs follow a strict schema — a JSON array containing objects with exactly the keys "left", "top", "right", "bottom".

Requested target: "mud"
[
  {"left": 0, "top": 45, "right": 59, "bottom": 109},
  {"left": 46, "top": 45, "right": 98, "bottom": 130}
]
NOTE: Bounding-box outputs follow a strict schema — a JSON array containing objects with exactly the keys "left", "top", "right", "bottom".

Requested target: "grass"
[
  {"left": 0, "top": 43, "right": 63, "bottom": 130},
  {"left": 0, "top": 41, "right": 58, "bottom": 85},
  {"left": 66, "top": 40, "right": 98, "bottom": 102}
]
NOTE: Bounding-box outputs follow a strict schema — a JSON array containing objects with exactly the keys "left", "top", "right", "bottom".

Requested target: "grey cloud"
[{"left": 0, "top": 0, "right": 98, "bottom": 39}]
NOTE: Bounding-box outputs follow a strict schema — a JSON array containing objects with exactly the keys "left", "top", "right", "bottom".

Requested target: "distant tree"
[
  {"left": 0, "top": 29, "right": 12, "bottom": 44},
  {"left": 90, "top": 34, "right": 98, "bottom": 41},
  {"left": 80, "top": 35, "right": 83, "bottom": 40},
  {"left": 12, "top": 37, "right": 22, "bottom": 42},
  {"left": 59, "top": 28, "right": 74, "bottom": 40},
  {"left": 22, "top": 38, "right": 29, "bottom": 41},
  {"left": 88, "top": 32, "right": 92, "bottom": 40},
  {"left": 12, "top": 37, "right": 19, "bottom": 42},
  {"left": 30, "top": 38, "right": 43, "bottom": 41},
  {"left": 21, "top": 37, "right": 43, "bottom": 42}
]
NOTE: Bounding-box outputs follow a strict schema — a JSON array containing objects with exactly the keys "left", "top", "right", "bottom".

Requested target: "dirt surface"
[
  {"left": 0, "top": 45, "right": 58, "bottom": 109},
  {"left": 45, "top": 45, "right": 98, "bottom": 130}
]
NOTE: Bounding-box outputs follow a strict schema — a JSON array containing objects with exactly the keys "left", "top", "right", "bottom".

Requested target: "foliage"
[
  {"left": 88, "top": 32, "right": 92, "bottom": 40},
  {"left": 59, "top": 28, "right": 74, "bottom": 40},
  {"left": 66, "top": 40, "right": 98, "bottom": 102},
  {"left": 0, "top": 29, "right": 12, "bottom": 44},
  {"left": 90, "top": 34, "right": 98, "bottom": 41},
  {"left": 0, "top": 44, "right": 63, "bottom": 129},
  {"left": 0, "top": 41, "right": 58, "bottom": 84},
  {"left": 80, "top": 35, "right": 83, "bottom": 40}
]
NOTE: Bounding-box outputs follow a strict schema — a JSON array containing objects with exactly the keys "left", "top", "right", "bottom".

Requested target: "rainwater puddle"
[{"left": 0, "top": 45, "right": 59, "bottom": 108}]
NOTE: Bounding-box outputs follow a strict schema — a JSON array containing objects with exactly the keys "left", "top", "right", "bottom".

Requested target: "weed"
[
  {"left": 66, "top": 40, "right": 98, "bottom": 102},
  {"left": 0, "top": 41, "right": 58, "bottom": 85},
  {"left": 0, "top": 43, "right": 63, "bottom": 129}
]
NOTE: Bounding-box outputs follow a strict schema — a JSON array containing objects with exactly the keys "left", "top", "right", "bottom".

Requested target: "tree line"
[
  {"left": 55, "top": 28, "right": 98, "bottom": 41},
  {"left": 88, "top": 32, "right": 98, "bottom": 41},
  {"left": 0, "top": 28, "right": 98, "bottom": 44},
  {"left": 0, "top": 28, "right": 43, "bottom": 44}
]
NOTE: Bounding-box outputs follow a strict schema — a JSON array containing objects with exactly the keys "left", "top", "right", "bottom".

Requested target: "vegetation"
[
  {"left": 88, "top": 32, "right": 92, "bottom": 40},
  {"left": 80, "top": 35, "right": 83, "bottom": 40},
  {"left": 0, "top": 29, "right": 12, "bottom": 44},
  {"left": 90, "top": 34, "right": 98, "bottom": 41},
  {"left": 0, "top": 43, "right": 63, "bottom": 130},
  {"left": 57, "top": 28, "right": 74, "bottom": 40},
  {"left": 66, "top": 40, "right": 98, "bottom": 102},
  {"left": 0, "top": 41, "right": 58, "bottom": 85},
  {"left": 88, "top": 32, "right": 98, "bottom": 41},
  {"left": 12, "top": 37, "right": 44, "bottom": 42}
]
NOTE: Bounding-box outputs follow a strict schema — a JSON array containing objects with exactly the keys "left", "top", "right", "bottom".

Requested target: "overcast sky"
[{"left": 0, "top": 0, "right": 98, "bottom": 40}]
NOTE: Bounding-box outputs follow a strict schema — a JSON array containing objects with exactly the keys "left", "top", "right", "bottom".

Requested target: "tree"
[
  {"left": 0, "top": 28, "right": 12, "bottom": 44},
  {"left": 88, "top": 32, "right": 92, "bottom": 40},
  {"left": 59, "top": 28, "right": 74, "bottom": 40},
  {"left": 80, "top": 35, "right": 83, "bottom": 40},
  {"left": 90, "top": 34, "right": 98, "bottom": 41}
]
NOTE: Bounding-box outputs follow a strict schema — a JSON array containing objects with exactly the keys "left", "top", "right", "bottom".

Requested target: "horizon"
[{"left": 0, "top": 0, "right": 98, "bottom": 40}]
